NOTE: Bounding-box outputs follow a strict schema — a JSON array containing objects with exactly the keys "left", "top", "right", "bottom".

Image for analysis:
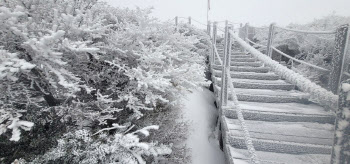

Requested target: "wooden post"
[
  {"left": 266, "top": 23, "right": 276, "bottom": 58},
  {"left": 331, "top": 79, "right": 350, "bottom": 163},
  {"left": 212, "top": 22, "right": 218, "bottom": 65},
  {"left": 175, "top": 16, "right": 178, "bottom": 26},
  {"left": 329, "top": 24, "right": 350, "bottom": 94},
  {"left": 220, "top": 21, "right": 232, "bottom": 106},
  {"left": 207, "top": 21, "right": 211, "bottom": 35},
  {"left": 188, "top": 17, "right": 191, "bottom": 25},
  {"left": 245, "top": 23, "right": 249, "bottom": 42}
]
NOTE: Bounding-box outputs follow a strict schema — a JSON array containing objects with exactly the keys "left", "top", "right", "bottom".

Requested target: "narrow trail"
[{"left": 182, "top": 88, "right": 225, "bottom": 164}]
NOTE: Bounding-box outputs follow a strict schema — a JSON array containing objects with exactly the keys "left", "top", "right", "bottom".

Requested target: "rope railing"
[
  {"left": 229, "top": 29, "right": 338, "bottom": 109},
  {"left": 247, "top": 38, "right": 267, "bottom": 48},
  {"left": 210, "top": 23, "right": 260, "bottom": 164},
  {"left": 275, "top": 26, "right": 336, "bottom": 35},
  {"left": 225, "top": 71, "right": 260, "bottom": 164},
  {"left": 175, "top": 17, "right": 350, "bottom": 164},
  {"left": 271, "top": 47, "right": 330, "bottom": 73}
]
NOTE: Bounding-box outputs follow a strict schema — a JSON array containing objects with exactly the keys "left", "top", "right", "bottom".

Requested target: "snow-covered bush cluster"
[
  {"left": 254, "top": 14, "right": 350, "bottom": 87},
  {"left": 0, "top": 0, "right": 210, "bottom": 163}
]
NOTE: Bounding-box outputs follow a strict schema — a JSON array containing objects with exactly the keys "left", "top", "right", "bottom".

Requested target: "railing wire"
[{"left": 275, "top": 26, "right": 336, "bottom": 35}]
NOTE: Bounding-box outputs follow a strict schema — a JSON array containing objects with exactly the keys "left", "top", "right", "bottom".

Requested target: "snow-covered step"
[
  {"left": 213, "top": 65, "right": 270, "bottom": 73},
  {"left": 215, "top": 86, "right": 310, "bottom": 103},
  {"left": 226, "top": 118, "right": 334, "bottom": 146},
  {"left": 225, "top": 101, "right": 335, "bottom": 124},
  {"left": 215, "top": 61, "right": 263, "bottom": 67},
  {"left": 230, "top": 55, "right": 252, "bottom": 59},
  {"left": 225, "top": 120, "right": 333, "bottom": 154},
  {"left": 231, "top": 58, "right": 256, "bottom": 62},
  {"left": 215, "top": 77, "right": 295, "bottom": 90},
  {"left": 227, "top": 146, "right": 331, "bottom": 164},
  {"left": 213, "top": 70, "right": 280, "bottom": 80}
]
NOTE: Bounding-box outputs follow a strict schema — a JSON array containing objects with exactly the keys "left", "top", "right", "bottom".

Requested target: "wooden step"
[
  {"left": 226, "top": 146, "right": 331, "bottom": 164},
  {"left": 213, "top": 70, "right": 280, "bottom": 80},
  {"left": 215, "top": 86, "right": 310, "bottom": 103},
  {"left": 213, "top": 65, "right": 270, "bottom": 73},
  {"left": 215, "top": 61, "right": 263, "bottom": 67},
  {"left": 225, "top": 101, "right": 335, "bottom": 124},
  {"left": 215, "top": 77, "right": 295, "bottom": 90},
  {"left": 224, "top": 117, "right": 333, "bottom": 154}
]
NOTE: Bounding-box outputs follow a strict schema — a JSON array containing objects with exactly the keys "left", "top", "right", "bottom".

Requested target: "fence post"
[
  {"left": 212, "top": 22, "right": 218, "bottom": 65},
  {"left": 220, "top": 21, "right": 232, "bottom": 106},
  {"left": 245, "top": 23, "right": 249, "bottom": 42},
  {"left": 329, "top": 24, "right": 350, "bottom": 94},
  {"left": 266, "top": 23, "right": 276, "bottom": 58},
  {"left": 331, "top": 79, "right": 350, "bottom": 163},
  {"left": 175, "top": 16, "right": 178, "bottom": 26},
  {"left": 188, "top": 17, "right": 191, "bottom": 25},
  {"left": 207, "top": 21, "right": 211, "bottom": 35}
]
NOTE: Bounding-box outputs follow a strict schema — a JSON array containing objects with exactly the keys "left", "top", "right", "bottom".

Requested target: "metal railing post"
[
  {"left": 266, "top": 23, "right": 276, "bottom": 58},
  {"left": 220, "top": 21, "right": 232, "bottom": 106},
  {"left": 188, "top": 17, "right": 191, "bottom": 25},
  {"left": 329, "top": 24, "right": 350, "bottom": 94},
  {"left": 331, "top": 79, "right": 350, "bottom": 163},
  {"left": 212, "top": 22, "right": 218, "bottom": 65}
]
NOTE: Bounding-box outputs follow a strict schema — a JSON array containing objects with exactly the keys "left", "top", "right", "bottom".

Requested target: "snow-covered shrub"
[
  {"left": 28, "top": 128, "right": 171, "bottom": 164},
  {"left": 0, "top": 0, "right": 209, "bottom": 163}
]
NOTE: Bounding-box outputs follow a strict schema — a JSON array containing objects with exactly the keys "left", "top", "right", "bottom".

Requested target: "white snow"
[{"left": 182, "top": 88, "right": 225, "bottom": 164}]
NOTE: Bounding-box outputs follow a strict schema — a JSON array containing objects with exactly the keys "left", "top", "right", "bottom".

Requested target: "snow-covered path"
[{"left": 182, "top": 88, "right": 225, "bottom": 164}]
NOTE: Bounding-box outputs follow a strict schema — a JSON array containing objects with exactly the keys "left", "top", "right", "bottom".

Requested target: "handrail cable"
[
  {"left": 271, "top": 46, "right": 330, "bottom": 72},
  {"left": 275, "top": 26, "right": 336, "bottom": 35},
  {"left": 211, "top": 38, "right": 260, "bottom": 164},
  {"left": 226, "top": 71, "right": 260, "bottom": 164},
  {"left": 247, "top": 38, "right": 267, "bottom": 48}
]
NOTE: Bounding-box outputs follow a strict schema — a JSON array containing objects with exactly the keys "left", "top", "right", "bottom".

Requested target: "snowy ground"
[{"left": 182, "top": 88, "right": 225, "bottom": 164}]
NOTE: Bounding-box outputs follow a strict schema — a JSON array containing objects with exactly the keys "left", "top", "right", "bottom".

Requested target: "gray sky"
[{"left": 103, "top": 0, "right": 350, "bottom": 27}]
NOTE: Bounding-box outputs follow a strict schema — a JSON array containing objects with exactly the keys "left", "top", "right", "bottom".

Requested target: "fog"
[{"left": 103, "top": 0, "right": 350, "bottom": 27}]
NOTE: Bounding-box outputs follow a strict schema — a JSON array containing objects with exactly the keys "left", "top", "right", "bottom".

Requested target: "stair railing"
[
  {"left": 213, "top": 20, "right": 260, "bottom": 164},
  {"left": 175, "top": 16, "right": 350, "bottom": 164},
  {"left": 246, "top": 23, "right": 350, "bottom": 95}
]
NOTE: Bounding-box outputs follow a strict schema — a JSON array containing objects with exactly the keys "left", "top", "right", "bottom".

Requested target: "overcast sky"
[{"left": 103, "top": 0, "right": 350, "bottom": 27}]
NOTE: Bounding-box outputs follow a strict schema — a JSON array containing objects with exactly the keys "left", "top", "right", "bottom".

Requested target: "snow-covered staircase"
[{"left": 211, "top": 44, "right": 336, "bottom": 164}]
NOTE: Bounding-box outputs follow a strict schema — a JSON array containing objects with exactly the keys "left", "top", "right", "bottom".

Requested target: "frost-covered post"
[
  {"left": 188, "top": 17, "right": 191, "bottom": 25},
  {"left": 212, "top": 22, "right": 218, "bottom": 65},
  {"left": 331, "top": 79, "right": 350, "bottom": 164},
  {"left": 329, "top": 24, "right": 350, "bottom": 94},
  {"left": 207, "top": 21, "right": 212, "bottom": 35},
  {"left": 266, "top": 23, "right": 276, "bottom": 58},
  {"left": 175, "top": 16, "right": 178, "bottom": 26},
  {"left": 220, "top": 21, "right": 232, "bottom": 106},
  {"left": 245, "top": 23, "right": 249, "bottom": 42}
]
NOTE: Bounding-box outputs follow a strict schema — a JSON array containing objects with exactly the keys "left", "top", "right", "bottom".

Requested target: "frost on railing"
[
  {"left": 331, "top": 79, "right": 350, "bottom": 163},
  {"left": 231, "top": 31, "right": 338, "bottom": 109}
]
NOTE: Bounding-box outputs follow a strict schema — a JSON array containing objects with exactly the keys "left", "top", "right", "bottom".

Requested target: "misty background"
[{"left": 103, "top": 0, "right": 350, "bottom": 27}]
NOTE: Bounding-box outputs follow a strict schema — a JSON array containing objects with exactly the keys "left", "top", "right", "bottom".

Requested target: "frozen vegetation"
[{"left": 0, "top": 0, "right": 212, "bottom": 163}]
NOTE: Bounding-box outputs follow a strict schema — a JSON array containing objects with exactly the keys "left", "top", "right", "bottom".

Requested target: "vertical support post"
[
  {"left": 188, "top": 17, "right": 191, "bottom": 25},
  {"left": 238, "top": 23, "right": 245, "bottom": 52},
  {"left": 212, "top": 22, "right": 218, "bottom": 65},
  {"left": 329, "top": 24, "right": 350, "bottom": 94},
  {"left": 266, "top": 23, "right": 276, "bottom": 58},
  {"left": 207, "top": 21, "right": 211, "bottom": 35},
  {"left": 175, "top": 16, "right": 178, "bottom": 26},
  {"left": 331, "top": 79, "right": 350, "bottom": 163},
  {"left": 245, "top": 23, "right": 249, "bottom": 42},
  {"left": 220, "top": 21, "right": 232, "bottom": 106}
]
